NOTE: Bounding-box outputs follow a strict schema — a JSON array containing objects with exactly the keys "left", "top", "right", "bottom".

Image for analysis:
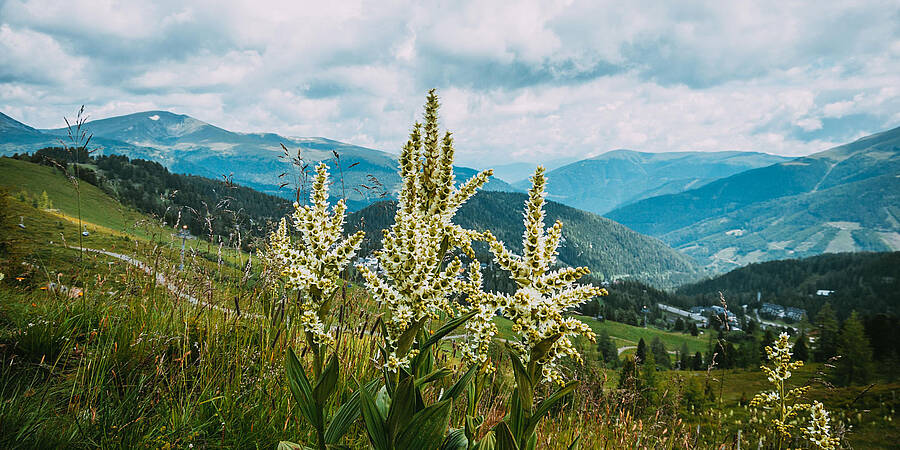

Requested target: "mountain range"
[
  {"left": 516, "top": 150, "right": 791, "bottom": 215},
  {"left": 607, "top": 126, "right": 900, "bottom": 271},
  {"left": 0, "top": 110, "right": 792, "bottom": 215},
  {"left": 0, "top": 111, "right": 515, "bottom": 207}
]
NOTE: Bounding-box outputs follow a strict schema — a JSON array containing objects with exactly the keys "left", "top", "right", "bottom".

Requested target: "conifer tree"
[
  {"left": 597, "top": 329, "right": 619, "bottom": 368},
  {"left": 739, "top": 336, "right": 761, "bottom": 368},
  {"left": 618, "top": 354, "right": 639, "bottom": 391},
  {"left": 833, "top": 311, "right": 873, "bottom": 386},
  {"left": 641, "top": 350, "right": 659, "bottom": 404},
  {"left": 679, "top": 343, "right": 690, "bottom": 370},
  {"left": 692, "top": 351, "right": 704, "bottom": 370},
  {"left": 650, "top": 336, "right": 670, "bottom": 369},
  {"left": 815, "top": 302, "right": 840, "bottom": 362},
  {"left": 793, "top": 331, "right": 809, "bottom": 362},
  {"left": 636, "top": 337, "right": 647, "bottom": 364},
  {"left": 38, "top": 190, "right": 52, "bottom": 209}
]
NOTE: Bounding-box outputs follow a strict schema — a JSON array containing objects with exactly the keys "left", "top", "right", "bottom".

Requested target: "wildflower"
[
  {"left": 804, "top": 401, "right": 839, "bottom": 449},
  {"left": 466, "top": 167, "right": 605, "bottom": 383},
  {"left": 750, "top": 333, "right": 810, "bottom": 438},
  {"left": 750, "top": 332, "right": 845, "bottom": 449},
  {"left": 266, "top": 162, "right": 364, "bottom": 346},
  {"left": 359, "top": 90, "right": 492, "bottom": 369}
]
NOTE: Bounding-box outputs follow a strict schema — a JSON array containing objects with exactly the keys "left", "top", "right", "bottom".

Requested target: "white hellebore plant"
[
  {"left": 805, "top": 400, "right": 839, "bottom": 450},
  {"left": 359, "top": 90, "right": 492, "bottom": 371},
  {"left": 267, "top": 162, "right": 364, "bottom": 348},
  {"left": 467, "top": 166, "right": 606, "bottom": 384},
  {"left": 751, "top": 333, "right": 839, "bottom": 449}
]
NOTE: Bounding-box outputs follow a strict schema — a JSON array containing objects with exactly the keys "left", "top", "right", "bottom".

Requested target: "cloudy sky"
[{"left": 1, "top": 0, "right": 899, "bottom": 167}]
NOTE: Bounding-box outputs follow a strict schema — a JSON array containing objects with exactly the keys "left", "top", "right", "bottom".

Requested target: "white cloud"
[
  {"left": 823, "top": 99, "right": 858, "bottom": 118},
  {"left": 130, "top": 50, "right": 263, "bottom": 90},
  {"left": 796, "top": 118, "right": 823, "bottom": 131},
  {"left": 0, "top": 0, "right": 898, "bottom": 167},
  {"left": 0, "top": 24, "right": 88, "bottom": 85}
]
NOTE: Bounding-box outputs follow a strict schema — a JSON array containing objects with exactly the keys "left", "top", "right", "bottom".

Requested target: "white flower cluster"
[
  {"left": 749, "top": 332, "right": 835, "bottom": 445},
  {"left": 762, "top": 332, "right": 802, "bottom": 383},
  {"left": 805, "top": 401, "right": 839, "bottom": 450},
  {"left": 359, "top": 91, "right": 492, "bottom": 370},
  {"left": 465, "top": 166, "right": 606, "bottom": 384},
  {"left": 267, "top": 162, "right": 364, "bottom": 346}
]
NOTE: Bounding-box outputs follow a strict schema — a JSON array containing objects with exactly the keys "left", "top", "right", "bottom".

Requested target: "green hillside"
[
  {"left": 606, "top": 157, "right": 833, "bottom": 236},
  {"left": 0, "top": 157, "right": 149, "bottom": 235},
  {"left": 606, "top": 126, "right": 900, "bottom": 271},
  {"left": 0, "top": 156, "right": 251, "bottom": 272},
  {"left": 526, "top": 149, "right": 790, "bottom": 215},
  {"left": 495, "top": 314, "right": 709, "bottom": 356},
  {"left": 346, "top": 191, "right": 703, "bottom": 287},
  {"left": 664, "top": 173, "right": 900, "bottom": 270}
]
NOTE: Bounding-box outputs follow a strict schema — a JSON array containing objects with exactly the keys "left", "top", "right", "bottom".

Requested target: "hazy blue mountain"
[
  {"left": 488, "top": 156, "right": 579, "bottom": 185},
  {"left": 0, "top": 111, "right": 42, "bottom": 136},
  {"left": 347, "top": 191, "right": 703, "bottom": 287},
  {"left": 2, "top": 110, "right": 515, "bottom": 208},
  {"left": 514, "top": 150, "right": 791, "bottom": 214},
  {"left": 607, "top": 126, "right": 900, "bottom": 272},
  {"left": 0, "top": 111, "right": 67, "bottom": 149}
]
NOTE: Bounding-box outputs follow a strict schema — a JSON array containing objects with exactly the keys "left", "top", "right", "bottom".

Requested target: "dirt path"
[
  {"left": 77, "top": 247, "right": 262, "bottom": 319},
  {"left": 617, "top": 345, "right": 636, "bottom": 355}
]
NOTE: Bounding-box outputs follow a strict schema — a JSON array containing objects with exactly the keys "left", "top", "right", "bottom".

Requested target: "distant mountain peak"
[{"left": 588, "top": 149, "right": 641, "bottom": 160}]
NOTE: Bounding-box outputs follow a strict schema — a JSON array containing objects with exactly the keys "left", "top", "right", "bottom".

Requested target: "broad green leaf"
[
  {"left": 375, "top": 385, "right": 392, "bottom": 419},
  {"left": 476, "top": 431, "right": 496, "bottom": 450},
  {"left": 422, "top": 311, "right": 476, "bottom": 349},
  {"left": 381, "top": 364, "right": 396, "bottom": 398},
  {"left": 277, "top": 441, "right": 305, "bottom": 450},
  {"left": 416, "top": 368, "right": 452, "bottom": 388},
  {"left": 412, "top": 310, "right": 477, "bottom": 369},
  {"left": 528, "top": 333, "right": 561, "bottom": 376},
  {"left": 395, "top": 399, "right": 453, "bottom": 450},
  {"left": 358, "top": 381, "right": 390, "bottom": 450},
  {"left": 440, "top": 428, "right": 469, "bottom": 450},
  {"left": 466, "top": 378, "right": 477, "bottom": 412},
  {"left": 525, "top": 434, "right": 537, "bottom": 450},
  {"left": 442, "top": 363, "right": 478, "bottom": 401},
  {"left": 396, "top": 317, "right": 426, "bottom": 356},
  {"left": 386, "top": 376, "right": 418, "bottom": 438},
  {"left": 314, "top": 353, "right": 339, "bottom": 405},
  {"left": 493, "top": 422, "right": 520, "bottom": 450},
  {"left": 524, "top": 380, "right": 578, "bottom": 438},
  {"left": 415, "top": 327, "right": 434, "bottom": 377},
  {"left": 285, "top": 347, "right": 322, "bottom": 428},
  {"left": 508, "top": 352, "right": 533, "bottom": 412},
  {"left": 324, "top": 379, "right": 381, "bottom": 445},
  {"left": 506, "top": 391, "right": 526, "bottom": 442}
]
